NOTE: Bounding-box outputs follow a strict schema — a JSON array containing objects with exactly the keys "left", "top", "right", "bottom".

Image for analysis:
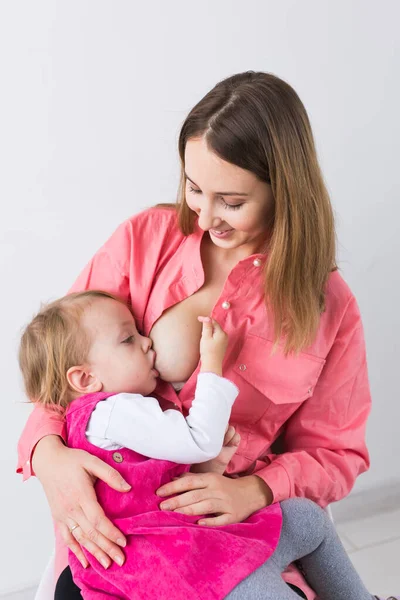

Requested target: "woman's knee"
[{"left": 280, "top": 498, "right": 328, "bottom": 549}]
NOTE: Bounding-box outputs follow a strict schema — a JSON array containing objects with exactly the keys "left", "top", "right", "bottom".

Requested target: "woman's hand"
[
  {"left": 156, "top": 472, "right": 273, "bottom": 526},
  {"left": 32, "top": 435, "right": 131, "bottom": 569}
]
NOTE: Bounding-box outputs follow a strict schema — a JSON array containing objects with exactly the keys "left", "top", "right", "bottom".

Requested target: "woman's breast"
[{"left": 149, "top": 291, "right": 215, "bottom": 383}]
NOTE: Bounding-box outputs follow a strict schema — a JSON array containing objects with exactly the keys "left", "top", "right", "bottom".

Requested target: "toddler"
[{"left": 19, "top": 290, "right": 396, "bottom": 600}]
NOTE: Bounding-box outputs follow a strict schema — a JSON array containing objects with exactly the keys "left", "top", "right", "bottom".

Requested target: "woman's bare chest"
[{"left": 149, "top": 274, "right": 226, "bottom": 383}]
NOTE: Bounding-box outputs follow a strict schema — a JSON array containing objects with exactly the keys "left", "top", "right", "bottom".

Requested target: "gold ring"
[{"left": 69, "top": 524, "right": 79, "bottom": 533}]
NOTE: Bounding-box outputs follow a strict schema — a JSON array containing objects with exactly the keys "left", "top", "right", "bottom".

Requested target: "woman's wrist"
[
  {"left": 31, "top": 434, "right": 65, "bottom": 479},
  {"left": 241, "top": 475, "right": 274, "bottom": 511}
]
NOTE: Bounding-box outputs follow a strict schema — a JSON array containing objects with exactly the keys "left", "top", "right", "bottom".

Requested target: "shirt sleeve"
[
  {"left": 16, "top": 404, "right": 66, "bottom": 481},
  {"left": 253, "top": 295, "right": 371, "bottom": 508},
  {"left": 88, "top": 373, "right": 239, "bottom": 463}
]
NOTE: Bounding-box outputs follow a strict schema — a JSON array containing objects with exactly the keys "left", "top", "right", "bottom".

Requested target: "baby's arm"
[
  {"left": 87, "top": 374, "right": 238, "bottom": 463},
  {"left": 87, "top": 318, "right": 238, "bottom": 464}
]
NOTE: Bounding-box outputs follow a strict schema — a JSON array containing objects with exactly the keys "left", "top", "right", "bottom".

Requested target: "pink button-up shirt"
[{"left": 17, "top": 206, "right": 371, "bottom": 598}]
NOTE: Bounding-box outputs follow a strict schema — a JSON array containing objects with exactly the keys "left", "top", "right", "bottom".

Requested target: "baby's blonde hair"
[{"left": 19, "top": 290, "right": 121, "bottom": 410}]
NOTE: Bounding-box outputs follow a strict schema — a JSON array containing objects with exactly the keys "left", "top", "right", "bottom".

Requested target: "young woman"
[{"left": 18, "top": 71, "right": 372, "bottom": 599}]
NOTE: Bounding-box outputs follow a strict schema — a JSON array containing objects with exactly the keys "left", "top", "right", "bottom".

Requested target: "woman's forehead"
[{"left": 185, "top": 138, "right": 258, "bottom": 192}]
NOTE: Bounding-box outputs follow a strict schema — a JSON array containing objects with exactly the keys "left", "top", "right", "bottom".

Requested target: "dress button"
[
  {"left": 112, "top": 452, "right": 124, "bottom": 463},
  {"left": 253, "top": 258, "right": 262, "bottom": 267},
  {"left": 222, "top": 301, "right": 231, "bottom": 310},
  {"left": 239, "top": 364, "right": 247, "bottom": 371}
]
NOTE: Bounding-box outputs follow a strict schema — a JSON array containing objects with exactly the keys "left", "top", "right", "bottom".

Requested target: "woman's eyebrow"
[{"left": 184, "top": 172, "right": 250, "bottom": 197}]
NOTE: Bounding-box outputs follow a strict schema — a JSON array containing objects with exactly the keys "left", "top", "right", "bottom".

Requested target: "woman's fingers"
[
  {"left": 159, "top": 488, "right": 212, "bottom": 511},
  {"left": 157, "top": 473, "right": 210, "bottom": 498},
  {"left": 173, "top": 498, "right": 225, "bottom": 516},
  {"left": 198, "top": 514, "right": 233, "bottom": 527},
  {"left": 59, "top": 523, "right": 88, "bottom": 569},
  {"left": 66, "top": 514, "right": 125, "bottom": 569},
  {"left": 83, "top": 494, "right": 127, "bottom": 548},
  {"left": 84, "top": 453, "right": 131, "bottom": 492}
]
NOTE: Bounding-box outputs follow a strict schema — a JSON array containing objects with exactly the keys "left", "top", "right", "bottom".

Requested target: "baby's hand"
[
  {"left": 198, "top": 317, "right": 228, "bottom": 376},
  {"left": 191, "top": 425, "right": 241, "bottom": 475}
]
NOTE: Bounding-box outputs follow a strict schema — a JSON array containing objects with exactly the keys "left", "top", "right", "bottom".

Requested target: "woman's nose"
[{"left": 197, "top": 205, "right": 222, "bottom": 231}]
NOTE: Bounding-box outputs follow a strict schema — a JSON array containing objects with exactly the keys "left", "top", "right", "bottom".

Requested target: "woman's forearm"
[
  {"left": 17, "top": 403, "right": 66, "bottom": 480},
  {"left": 32, "top": 434, "right": 65, "bottom": 479}
]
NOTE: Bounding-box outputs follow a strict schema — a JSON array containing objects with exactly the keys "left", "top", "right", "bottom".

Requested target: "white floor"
[
  {"left": 2, "top": 509, "right": 400, "bottom": 600},
  {"left": 337, "top": 507, "right": 400, "bottom": 598}
]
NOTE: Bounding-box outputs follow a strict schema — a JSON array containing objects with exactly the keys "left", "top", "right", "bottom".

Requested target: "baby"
[{"left": 19, "top": 290, "right": 394, "bottom": 600}]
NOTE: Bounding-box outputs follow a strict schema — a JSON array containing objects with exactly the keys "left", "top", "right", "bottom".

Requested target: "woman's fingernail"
[
  {"left": 121, "top": 482, "right": 131, "bottom": 490},
  {"left": 160, "top": 503, "right": 171, "bottom": 510},
  {"left": 115, "top": 555, "right": 124, "bottom": 566},
  {"left": 101, "top": 559, "right": 109, "bottom": 569},
  {"left": 81, "top": 561, "right": 88, "bottom": 569},
  {"left": 117, "top": 538, "right": 126, "bottom": 547},
  {"left": 156, "top": 490, "right": 165, "bottom": 496}
]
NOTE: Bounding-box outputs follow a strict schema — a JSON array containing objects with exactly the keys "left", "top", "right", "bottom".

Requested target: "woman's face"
[{"left": 184, "top": 137, "right": 274, "bottom": 255}]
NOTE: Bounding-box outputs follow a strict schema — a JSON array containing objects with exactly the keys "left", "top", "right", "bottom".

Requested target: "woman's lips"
[{"left": 209, "top": 228, "right": 234, "bottom": 238}]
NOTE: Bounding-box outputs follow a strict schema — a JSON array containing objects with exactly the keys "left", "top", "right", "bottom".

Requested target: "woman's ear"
[{"left": 66, "top": 365, "right": 103, "bottom": 395}]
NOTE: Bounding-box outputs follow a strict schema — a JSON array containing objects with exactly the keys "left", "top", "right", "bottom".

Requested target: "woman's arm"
[
  {"left": 253, "top": 295, "right": 371, "bottom": 507},
  {"left": 17, "top": 404, "right": 66, "bottom": 480},
  {"left": 16, "top": 223, "right": 133, "bottom": 567}
]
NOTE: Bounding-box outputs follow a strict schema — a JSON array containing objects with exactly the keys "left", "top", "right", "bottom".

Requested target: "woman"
[{"left": 17, "top": 71, "right": 371, "bottom": 599}]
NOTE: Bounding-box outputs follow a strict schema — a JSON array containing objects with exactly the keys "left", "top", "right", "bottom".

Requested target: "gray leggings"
[{"left": 226, "top": 498, "right": 372, "bottom": 600}]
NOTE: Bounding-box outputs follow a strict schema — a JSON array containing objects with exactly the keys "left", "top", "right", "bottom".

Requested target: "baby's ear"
[{"left": 66, "top": 365, "right": 102, "bottom": 395}]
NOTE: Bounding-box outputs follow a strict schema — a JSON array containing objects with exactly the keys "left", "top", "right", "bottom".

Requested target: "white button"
[
  {"left": 239, "top": 364, "right": 247, "bottom": 371},
  {"left": 222, "top": 301, "right": 231, "bottom": 310},
  {"left": 253, "top": 259, "right": 262, "bottom": 267}
]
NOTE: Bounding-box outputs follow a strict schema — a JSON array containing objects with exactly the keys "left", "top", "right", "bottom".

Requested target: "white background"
[{"left": 0, "top": 0, "right": 399, "bottom": 593}]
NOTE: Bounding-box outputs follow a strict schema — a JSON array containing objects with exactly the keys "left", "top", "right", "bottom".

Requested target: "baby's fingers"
[
  {"left": 198, "top": 316, "right": 213, "bottom": 339},
  {"left": 210, "top": 319, "right": 226, "bottom": 338}
]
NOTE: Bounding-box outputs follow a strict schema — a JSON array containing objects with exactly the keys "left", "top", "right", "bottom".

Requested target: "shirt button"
[
  {"left": 239, "top": 364, "right": 247, "bottom": 371},
  {"left": 253, "top": 258, "right": 262, "bottom": 267},
  {"left": 112, "top": 452, "right": 124, "bottom": 463},
  {"left": 222, "top": 301, "right": 231, "bottom": 310}
]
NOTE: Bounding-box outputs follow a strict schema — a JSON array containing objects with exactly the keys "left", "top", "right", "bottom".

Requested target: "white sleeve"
[{"left": 86, "top": 373, "right": 238, "bottom": 463}]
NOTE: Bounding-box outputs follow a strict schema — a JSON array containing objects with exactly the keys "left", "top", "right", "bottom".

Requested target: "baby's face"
[{"left": 82, "top": 297, "right": 158, "bottom": 396}]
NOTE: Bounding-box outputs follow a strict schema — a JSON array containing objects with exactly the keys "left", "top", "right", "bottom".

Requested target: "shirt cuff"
[{"left": 254, "top": 460, "right": 292, "bottom": 504}]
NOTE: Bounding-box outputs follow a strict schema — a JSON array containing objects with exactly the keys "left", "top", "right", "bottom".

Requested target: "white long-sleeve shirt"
[{"left": 86, "top": 373, "right": 239, "bottom": 464}]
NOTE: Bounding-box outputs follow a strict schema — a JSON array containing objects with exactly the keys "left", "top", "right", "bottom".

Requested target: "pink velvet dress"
[{"left": 67, "top": 392, "right": 283, "bottom": 599}]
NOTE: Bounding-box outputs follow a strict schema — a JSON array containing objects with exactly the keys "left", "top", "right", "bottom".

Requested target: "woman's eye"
[
  {"left": 221, "top": 198, "right": 243, "bottom": 210},
  {"left": 188, "top": 184, "right": 242, "bottom": 209},
  {"left": 188, "top": 185, "right": 201, "bottom": 194},
  {"left": 122, "top": 336, "right": 134, "bottom": 344}
]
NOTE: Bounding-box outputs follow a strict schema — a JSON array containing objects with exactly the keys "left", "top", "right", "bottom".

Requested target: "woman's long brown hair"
[{"left": 173, "top": 71, "right": 336, "bottom": 354}]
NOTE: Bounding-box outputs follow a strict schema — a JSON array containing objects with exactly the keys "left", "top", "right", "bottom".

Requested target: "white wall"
[{"left": 1, "top": 0, "right": 399, "bottom": 593}]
